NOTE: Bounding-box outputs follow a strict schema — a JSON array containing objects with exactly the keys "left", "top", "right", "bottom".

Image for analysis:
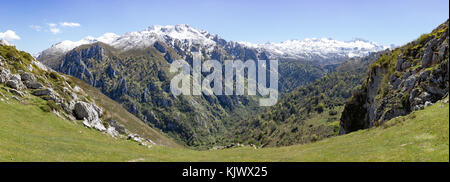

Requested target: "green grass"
[
  {"left": 69, "top": 76, "right": 182, "bottom": 148},
  {"left": 1, "top": 85, "right": 448, "bottom": 161}
]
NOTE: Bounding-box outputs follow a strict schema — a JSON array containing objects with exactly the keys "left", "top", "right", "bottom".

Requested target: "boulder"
[
  {"left": 9, "top": 89, "right": 24, "bottom": 97},
  {"left": 107, "top": 119, "right": 127, "bottom": 134},
  {"left": 20, "top": 72, "right": 35, "bottom": 82},
  {"left": 32, "top": 88, "right": 61, "bottom": 103},
  {"left": 32, "top": 88, "right": 54, "bottom": 96},
  {"left": 25, "top": 81, "right": 44, "bottom": 89},
  {"left": 106, "top": 127, "right": 119, "bottom": 137},
  {"left": 6, "top": 79, "right": 26, "bottom": 90},
  {"left": 9, "top": 74, "right": 21, "bottom": 81},
  {"left": 74, "top": 101, "right": 105, "bottom": 131},
  {"left": 82, "top": 118, "right": 106, "bottom": 131},
  {"left": 0, "top": 67, "right": 11, "bottom": 83}
]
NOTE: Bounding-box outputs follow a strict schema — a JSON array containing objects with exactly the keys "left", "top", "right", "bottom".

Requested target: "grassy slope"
[
  {"left": 69, "top": 76, "right": 182, "bottom": 148},
  {"left": 1, "top": 82, "right": 448, "bottom": 161}
]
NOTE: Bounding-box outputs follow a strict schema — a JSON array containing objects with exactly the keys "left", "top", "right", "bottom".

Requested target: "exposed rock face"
[
  {"left": 20, "top": 72, "right": 35, "bottom": 82},
  {"left": 25, "top": 81, "right": 44, "bottom": 89},
  {"left": 74, "top": 101, "right": 106, "bottom": 131},
  {"left": 41, "top": 41, "right": 258, "bottom": 146},
  {"left": 0, "top": 67, "right": 11, "bottom": 83},
  {"left": 0, "top": 55, "right": 5, "bottom": 66},
  {"left": 6, "top": 79, "right": 26, "bottom": 90},
  {"left": 106, "top": 126, "right": 119, "bottom": 137},
  {"left": 127, "top": 134, "right": 155, "bottom": 147},
  {"left": 8, "top": 88, "right": 24, "bottom": 97},
  {"left": 107, "top": 119, "right": 127, "bottom": 134},
  {"left": 18, "top": 72, "right": 44, "bottom": 89},
  {"left": 1, "top": 40, "right": 139, "bottom": 145},
  {"left": 31, "top": 88, "right": 54, "bottom": 96},
  {"left": 340, "top": 20, "right": 449, "bottom": 134}
]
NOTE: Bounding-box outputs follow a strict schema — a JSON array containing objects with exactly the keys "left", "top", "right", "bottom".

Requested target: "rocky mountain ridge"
[
  {"left": 0, "top": 41, "right": 159, "bottom": 148},
  {"left": 37, "top": 24, "right": 390, "bottom": 65},
  {"left": 340, "top": 20, "right": 449, "bottom": 134}
]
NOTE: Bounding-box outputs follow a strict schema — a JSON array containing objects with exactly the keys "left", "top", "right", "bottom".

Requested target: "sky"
[{"left": 1, "top": 0, "right": 449, "bottom": 54}]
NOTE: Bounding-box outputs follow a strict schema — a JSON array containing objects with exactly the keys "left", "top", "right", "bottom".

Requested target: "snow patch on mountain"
[
  {"left": 238, "top": 38, "right": 392, "bottom": 60},
  {"left": 38, "top": 24, "right": 393, "bottom": 62},
  {"left": 36, "top": 33, "right": 119, "bottom": 58},
  {"left": 111, "top": 24, "right": 216, "bottom": 50}
]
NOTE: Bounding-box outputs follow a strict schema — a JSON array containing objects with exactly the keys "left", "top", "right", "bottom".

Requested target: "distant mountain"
[
  {"left": 37, "top": 24, "right": 391, "bottom": 65},
  {"left": 36, "top": 24, "right": 393, "bottom": 147},
  {"left": 240, "top": 38, "right": 392, "bottom": 63}
]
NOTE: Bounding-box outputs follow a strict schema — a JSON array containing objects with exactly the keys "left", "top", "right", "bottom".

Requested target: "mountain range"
[
  {"left": 33, "top": 24, "right": 395, "bottom": 147},
  {"left": 37, "top": 24, "right": 392, "bottom": 65},
  {"left": 0, "top": 18, "right": 448, "bottom": 162}
]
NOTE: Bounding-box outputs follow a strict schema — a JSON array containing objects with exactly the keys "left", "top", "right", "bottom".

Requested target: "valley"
[{"left": 0, "top": 13, "right": 448, "bottom": 162}]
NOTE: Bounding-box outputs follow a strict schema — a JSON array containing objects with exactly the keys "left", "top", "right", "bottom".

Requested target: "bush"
[
  {"left": 328, "top": 109, "right": 338, "bottom": 116},
  {"left": 47, "top": 100, "right": 60, "bottom": 111},
  {"left": 49, "top": 72, "right": 62, "bottom": 80},
  {"left": 40, "top": 105, "right": 52, "bottom": 112},
  {"left": 315, "top": 103, "right": 325, "bottom": 113}
]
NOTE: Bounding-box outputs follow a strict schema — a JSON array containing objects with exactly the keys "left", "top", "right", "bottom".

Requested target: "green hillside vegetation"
[
  {"left": 1, "top": 85, "right": 447, "bottom": 161},
  {"left": 0, "top": 42, "right": 180, "bottom": 148},
  {"left": 234, "top": 52, "right": 384, "bottom": 147},
  {"left": 277, "top": 59, "right": 326, "bottom": 93},
  {"left": 340, "top": 20, "right": 448, "bottom": 134},
  {"left": 42, "top": 40, "right": 335, "bottom": 148},
  {"left": 52, "top": 42, "right": 262, "bottom": 147},
  {"left": 69, "top": 76, "right": 182, "bottom": 148}
]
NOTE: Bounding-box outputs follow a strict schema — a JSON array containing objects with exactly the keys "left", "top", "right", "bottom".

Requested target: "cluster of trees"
[{"left": 233, "top": 52, "right": 383, "bottom": 147}]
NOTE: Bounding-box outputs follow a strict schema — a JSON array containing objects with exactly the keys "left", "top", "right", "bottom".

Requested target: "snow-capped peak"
[
  {"left": 111, "top": 24, "right": 216, "bottom": 50},
  {"left": 38, "top": 24, "right": 393, "bottom": 63},
  {"left": 36, "top": 33, "right": 119, "bottom": 58},
  {"left": 238, "top": 37, "right": 391, "bottom": 60},
  {"left": 47, "top": 33, "right": 118, "bottom": 53}
]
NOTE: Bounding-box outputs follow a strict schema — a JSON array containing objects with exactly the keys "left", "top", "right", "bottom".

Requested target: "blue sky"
[{"left": 1, "top": 0, "right": 449, "bottom": 54}]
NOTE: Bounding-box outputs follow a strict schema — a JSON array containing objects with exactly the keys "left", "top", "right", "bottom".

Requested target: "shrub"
[
  {"left": 40, "top": 105, "right": 52, "bottom": 112},
  {"left": 49, "top": 72, "right": 62, "bottom": 80},
  {"left": 328, "top": 109, "right": 338, "bottom": 116},
  {"left": 46, "top": 100, "right": 60, "bottom": 111},
  {"left": 315, "top": 103, "right": 325, "bottom": 113}
]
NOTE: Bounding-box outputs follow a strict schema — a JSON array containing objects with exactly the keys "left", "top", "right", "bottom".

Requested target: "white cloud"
[
  {"left": 60, "top": 22, "right": 81, "bottom": 27},
  {"left": 30, "top": 25, "right": 42, "bottom": 32},
  {"left": 0, "top": 30, "right": 21, "bottom": 41},
  {"left": 32, "top": 21, "right": 81, "bottom": 35},
  {"left": 50, "top": 28, "right": 61, "bottom": 34}
]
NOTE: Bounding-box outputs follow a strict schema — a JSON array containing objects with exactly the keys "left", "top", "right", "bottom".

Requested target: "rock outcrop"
[
  {"left": 1, "top": 42, "right": 108, "bottom": 132},
  {"left": 340, "top": 20, "right": 449, "bottom": 134},
  {"left": 74, "top": 101, "right": 106, "bottom": 131},
  {"left": 1, "top": 41, "right": 160, "bottom": 149}
]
